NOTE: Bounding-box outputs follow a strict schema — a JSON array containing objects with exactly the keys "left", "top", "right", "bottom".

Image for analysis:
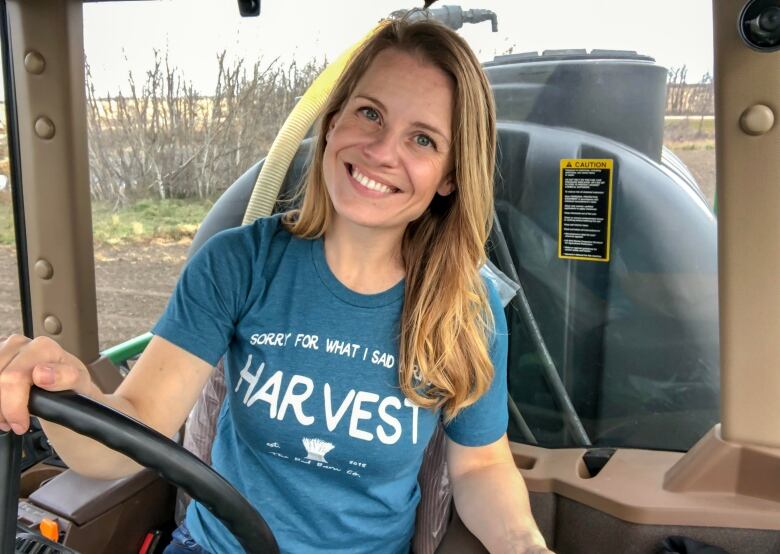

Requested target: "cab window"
[
  {"left": 0, "top": 41, "right": 24, "bottom": 338},
  {"left": 490, "top": 1, "right": 718, "bottom": 451},
  {"left": 81, "top": 1, "right": 717, "bottom": 452}
]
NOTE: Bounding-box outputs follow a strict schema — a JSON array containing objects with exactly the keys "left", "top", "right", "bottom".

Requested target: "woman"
[{"left": 0, "top": 18, "right": 550, "bottom": 554}]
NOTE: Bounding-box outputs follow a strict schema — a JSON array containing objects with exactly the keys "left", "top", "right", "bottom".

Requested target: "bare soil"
[
  {"left": 92, "top": 241, "right": 190, "bottom": 351},
  {"left": 673, "top": 148, "right": 717, "bottom": 207},
  {"left": 0, "top": 242, "right": 190, "bottom": 352},
  {"left": 0, "top": 149, "right": 716, "bottom": 352}
]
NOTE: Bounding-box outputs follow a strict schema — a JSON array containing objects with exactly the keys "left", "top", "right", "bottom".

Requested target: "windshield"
[{"left": 79, "top": 0, "right": 717, "bottom": 451}]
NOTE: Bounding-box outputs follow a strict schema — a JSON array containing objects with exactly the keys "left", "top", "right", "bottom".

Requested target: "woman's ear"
[
  {"left": 436, "top": 173, "right": 455, "bottom": 197},
  {"left": 325, "top": 111, "right": 340, "bottom": 142}
]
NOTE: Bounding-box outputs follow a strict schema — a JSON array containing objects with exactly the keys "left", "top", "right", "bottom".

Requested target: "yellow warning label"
[
  {"left": 558, "top": 159, "right": 614, "bottom": 262},
  {"left": 565, "top": 160, "right": 610, "bottom": 169}
]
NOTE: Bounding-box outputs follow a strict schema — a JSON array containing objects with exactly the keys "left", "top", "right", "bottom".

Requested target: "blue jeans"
[{"left": 163, "top": 523, "right": 211, "bottom": 554}]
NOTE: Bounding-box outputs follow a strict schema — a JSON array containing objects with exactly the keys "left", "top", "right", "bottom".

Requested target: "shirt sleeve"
[
  {"left": 152, "top": 223, "right": 262, "bottom": 367},
  {"left": 443, "top": 278, "right": 509, "bottom": 447}
]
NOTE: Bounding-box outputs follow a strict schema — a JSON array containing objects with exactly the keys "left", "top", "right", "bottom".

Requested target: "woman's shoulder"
[
  {"left": 205, "top": 213, "right": 292, "bottom": 253},
  {"left": 221, "top": 212, "right": 288, "bottom": 241},
  {"left": 188, "top": 214, "right": 297, "bottom": 279}
]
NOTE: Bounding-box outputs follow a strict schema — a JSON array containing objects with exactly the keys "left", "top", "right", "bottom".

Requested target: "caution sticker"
[{"left": 558, "top": 159, "right": 614, "bottom": 262}]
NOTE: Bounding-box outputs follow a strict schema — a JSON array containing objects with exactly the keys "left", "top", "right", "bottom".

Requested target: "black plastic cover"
[{"left": 484, "top": 50, "right": 667, "bottom": 161}]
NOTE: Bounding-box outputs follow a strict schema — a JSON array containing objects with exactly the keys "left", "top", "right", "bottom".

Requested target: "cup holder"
[
  {"left": 578, "top": 448, "right": 616, "bottom": 479},
  {"left": 513, "top": 452, "right": 537, "bottom": 470}
]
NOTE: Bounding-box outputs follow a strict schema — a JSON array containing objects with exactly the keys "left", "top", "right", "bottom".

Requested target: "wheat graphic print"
[{"left": 302, "top": 437, "right": 335, "bottom": 463}]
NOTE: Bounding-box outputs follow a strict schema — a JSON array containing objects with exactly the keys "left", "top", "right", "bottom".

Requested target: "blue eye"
[
  {"left": 416, "top": 134, "right": 434, "bottom": 148},
  {"left": 360, "top": 107, "right": 379, "bottom": 121}
]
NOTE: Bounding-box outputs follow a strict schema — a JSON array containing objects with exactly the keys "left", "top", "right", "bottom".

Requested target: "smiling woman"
[
  {"left": 0, "top": 13, "right": 549, "bottom": 554},
  {"left": 285, "top": 19, "right": 498, "bottom": 422},
  {"left": 156, "top": 17, "right": 546, "bottom": 554}
]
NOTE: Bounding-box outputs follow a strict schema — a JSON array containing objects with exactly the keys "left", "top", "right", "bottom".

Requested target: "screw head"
[
  {"left": 34, "top": 117, "right": 55, "bottom": 140},
  {"left": 43, "top": 315, "right": 62, "bottom": 335},
  {"left": 34, "top": 259, "right": 54, "bottom": 280},
  {"left": 23, "top": 51, "right": 45, "bottom": 74},
  {"left": 740, "top": 104, "right": 775, "bottom": 136}
]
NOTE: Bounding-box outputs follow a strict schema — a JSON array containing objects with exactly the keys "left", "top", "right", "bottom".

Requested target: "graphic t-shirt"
[{"left": 152, "top": 214, "right": 508, "bottom": 554}]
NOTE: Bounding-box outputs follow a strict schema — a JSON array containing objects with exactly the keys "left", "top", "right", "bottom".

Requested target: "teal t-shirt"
[{"left": 153, "top": 214, "right": 508, "bottom": 553}]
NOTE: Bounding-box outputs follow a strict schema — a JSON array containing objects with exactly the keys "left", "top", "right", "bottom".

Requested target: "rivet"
[
  {"left": 34, "top": 117, "right": 55, "bottom": 140},
  {"left": 23, "top": 51, "right": 45, "bottom": 74},
  {"left": 34, "top": 259, "right": 54, "bottom": 280},
  {"left": 43, "top": 315, "right": 62, "bottom": 335},
  {"left": 740, "top": 104, "right": 775, "bottom": 136}
]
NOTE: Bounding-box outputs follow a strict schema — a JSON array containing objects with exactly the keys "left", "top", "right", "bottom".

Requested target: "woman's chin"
[{"left": 332, "top": 210, "right": 404, "bottom": 234}]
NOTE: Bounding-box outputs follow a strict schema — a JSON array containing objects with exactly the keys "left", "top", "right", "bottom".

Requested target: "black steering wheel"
[{"left": 24, "top": 387, "right": 279, "bottom": 554}]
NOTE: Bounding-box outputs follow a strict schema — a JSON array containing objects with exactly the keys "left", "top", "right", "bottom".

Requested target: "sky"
[{"left": 78, "top": 0, "right": 715, "bottom": 97}]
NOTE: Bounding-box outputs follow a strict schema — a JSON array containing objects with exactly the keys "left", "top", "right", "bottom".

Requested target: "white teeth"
[{"left": 351, "top": 165, "right": 394, "bottom": 194}]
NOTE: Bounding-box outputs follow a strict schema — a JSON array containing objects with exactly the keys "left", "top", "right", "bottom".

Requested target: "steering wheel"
[{"left": 22, "top": 387, "right": 279, "bottom": 554}]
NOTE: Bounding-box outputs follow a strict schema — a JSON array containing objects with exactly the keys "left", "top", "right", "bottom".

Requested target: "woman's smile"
[{"left": 346, "top": 163, "right": 400, "bottom": 196}]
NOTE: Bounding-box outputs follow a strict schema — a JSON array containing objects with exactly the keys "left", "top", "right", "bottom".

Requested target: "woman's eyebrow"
[
  {"left": 355, "top": 94, "right": 451, "bottom": 145},
  {"left": 355, "top": 94, "right": 387, "bottom": 112},
  {"left": 412, "top": 121, "right": 451, "bottom": 145}
]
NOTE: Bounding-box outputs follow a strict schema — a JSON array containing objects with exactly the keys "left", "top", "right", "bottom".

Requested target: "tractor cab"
[{"left": 2, "top": 1, "right": 780, "bottom": 553}]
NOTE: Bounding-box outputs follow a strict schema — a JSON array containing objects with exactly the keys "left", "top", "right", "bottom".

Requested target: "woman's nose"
[{"left": 363, "top": 128, "right": 400, "bottom": 167}]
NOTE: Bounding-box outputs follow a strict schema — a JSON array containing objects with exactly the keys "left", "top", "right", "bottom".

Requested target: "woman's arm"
[
  {"left": 446, "top": 434, "right": 552, "bottom": 554},
  {"left": 2, "top": 226, "right": 261, "bottom": 480},
  {"left": 0, "top": 334, "right": 214, "bottom": 480}
]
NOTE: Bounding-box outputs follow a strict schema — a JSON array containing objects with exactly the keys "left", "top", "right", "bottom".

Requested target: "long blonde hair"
[{"left": 284, "top": 18, "right": 497, "bottom": 421}]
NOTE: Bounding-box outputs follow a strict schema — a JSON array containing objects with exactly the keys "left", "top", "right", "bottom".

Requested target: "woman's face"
[{"left": 322, "top": 48, "right": 455, "bottom": 234}]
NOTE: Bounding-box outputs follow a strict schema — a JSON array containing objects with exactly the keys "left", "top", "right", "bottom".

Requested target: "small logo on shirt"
[{"left": 302, "top": 437, "right": 335, "bottom": 463}]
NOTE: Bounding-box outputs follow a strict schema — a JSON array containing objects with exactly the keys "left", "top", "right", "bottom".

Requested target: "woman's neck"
[{"left": 323, "top": 219, "right": 405, "bottom": 294}]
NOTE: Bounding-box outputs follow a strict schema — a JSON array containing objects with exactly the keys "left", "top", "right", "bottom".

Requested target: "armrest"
[{"left": 28, "top": 468, "right": 157, "bottom": 526}]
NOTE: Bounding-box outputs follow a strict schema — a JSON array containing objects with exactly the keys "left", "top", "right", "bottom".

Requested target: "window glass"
[
  {"left": 82, "top": 1, "right": 718, "bottom": 451},
  {"left": 83, "top": 1, "right": 344, "bottom": 351},
  {"left": 478, "top": 1, "right": 718, "bottom": 451},
  {"left": 0, "top": 46, "right": 23, "bottom": 338},
  {"left": 82, "top": 1, "right": 421, "bottom": 352}
]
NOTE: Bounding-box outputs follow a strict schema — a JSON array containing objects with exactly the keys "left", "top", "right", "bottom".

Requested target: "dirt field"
[
  {"left": 0, "top": 242, "right": 190, "bottom": 352},
  {"left": 675, "top": 149, "right": 716, "bottom": 207},
  {"left": 0, "top": 148, "right": 716, "bottom": 354}
]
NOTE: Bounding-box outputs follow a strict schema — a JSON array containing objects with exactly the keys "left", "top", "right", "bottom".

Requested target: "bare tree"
[
  {"left": 695, "top": 72, "right": 714, "bottom": 136},
  {"left": 86, "top": 51, "right": 324, "bottom": 206},
  {"left": 665, "top": 65, "right": 714, "bottom": 117}
]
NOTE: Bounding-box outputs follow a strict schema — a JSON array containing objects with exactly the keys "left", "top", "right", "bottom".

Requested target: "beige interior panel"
[
  {"left": 511, "top": 425, "right": 780, "bottom": 530},
  {"left": 438, "top": 494, "right": 780, "bottom": 554},
  {"left": 7, "top": 0, "right": 99, "bottom": 364},
  {"left": 716, "top": 1, "right": 780, "bottom": 447}
]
